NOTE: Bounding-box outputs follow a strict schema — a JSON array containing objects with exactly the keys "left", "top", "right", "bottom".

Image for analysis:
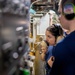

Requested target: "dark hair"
[
  {"left": 44, "top": 40, "right": 49, "bottom": 46},
  {"left": 46, "top": 24, "right": 63, "bottom": 38}
]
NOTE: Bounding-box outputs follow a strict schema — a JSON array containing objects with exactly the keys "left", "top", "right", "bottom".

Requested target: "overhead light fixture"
[{"left": 16, "top": 27, "right": 23, "bottom": 31}]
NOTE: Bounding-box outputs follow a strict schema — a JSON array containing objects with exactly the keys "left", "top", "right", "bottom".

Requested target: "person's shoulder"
[
  {"left": 48, "top": 46, "right": 53, "bottom": 49},
  {"left": 53, "top": 42, "right": 66, "bottom": 57},
  {"left": 54, "top": 31, "right": 75, "bottom": 51},
  {"left": 62, "top": 31, "right": 75, "bottom": 44},
  {"left": 48, "top": 46, "right": 54, "bottom": 50},
  {"left": 47, "top": 46, "right": 53, "bottom": 53},
  {"left": 56, "top": 31, "right": 74, "bottom": 45},
  {"left": 66, "top": 31, "right": 75, "bottom": 39},
  {"left": 54, "top": 39, "right": 65, "bottom": 51}
]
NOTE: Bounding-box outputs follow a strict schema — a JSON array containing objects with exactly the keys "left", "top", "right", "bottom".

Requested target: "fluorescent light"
[{"left": 16, "top": 27, "right": 23, "bottom": 31}]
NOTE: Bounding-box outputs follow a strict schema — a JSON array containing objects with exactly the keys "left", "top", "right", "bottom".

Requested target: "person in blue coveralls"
[
  {"left": 49, "top": 0, "right": 75, "bottom": 75},
  {"left": 41, "top": 24, "right": 64, "bottom": 75}
]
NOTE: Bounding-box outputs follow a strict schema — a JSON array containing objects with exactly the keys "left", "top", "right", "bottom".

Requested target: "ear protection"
[{"left": 63, "top": 0, "right": 75, "bottom": 20}]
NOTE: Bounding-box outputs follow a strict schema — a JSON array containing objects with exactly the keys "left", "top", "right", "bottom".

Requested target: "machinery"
[{"left": 0, "top": 0, "right": 30, "bottom": 75}]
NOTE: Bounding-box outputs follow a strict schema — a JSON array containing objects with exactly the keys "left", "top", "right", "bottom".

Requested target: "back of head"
[{"left": 46, "top": 24, "right": 64, "bottom": 38}]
